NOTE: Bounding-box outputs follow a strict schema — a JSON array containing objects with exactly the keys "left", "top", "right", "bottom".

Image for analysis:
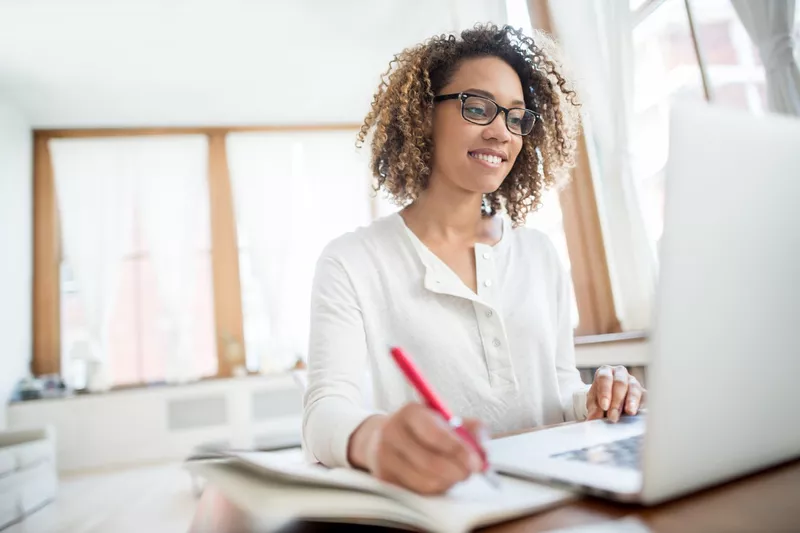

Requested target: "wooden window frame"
[
  {"left": 32, "top": 134, "right": 61, "bottom": 376},
  {"left": 32, "top": 124, "right": 360, "bottom": 383}
]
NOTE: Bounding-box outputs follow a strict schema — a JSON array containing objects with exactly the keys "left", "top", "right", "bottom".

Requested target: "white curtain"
[
  {"left": 51, "top": 136, "right": 209, "bottom": 389},
  {"left": 546, "top": 0, "right": 657, "bottom": 331},
  {"left": 51, "top": 139, "right": 135, "bottom": 391},
  {"left": 137, "top": 136, "right": 210, "bottom": 384},
  {"left": 732, "top": 0, "right": 800, "bottom": 115},
  {"left": 226, "top": 134, "right": 302, "bottom": 373},
  {"left": 227, "top": 131, "right": 372, "bottom": 373}
]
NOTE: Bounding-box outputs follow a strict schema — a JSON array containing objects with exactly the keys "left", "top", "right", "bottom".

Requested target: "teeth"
[{"left": 470, "top": 152, "right": 502, "bottom": 165}]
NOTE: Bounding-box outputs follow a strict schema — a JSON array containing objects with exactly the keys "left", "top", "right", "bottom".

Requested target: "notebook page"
[
  {"left": 186, "top": 460, "right": 434, "bottom": 532},
  {"left": 229, "top": 449, "right": 411, "bottom": 497},
  {"left": 396, "top": 473, "right": 577, "bottom": 532},
  {"left": 225, "top": 449, "right": 576, "bottom": 532}
]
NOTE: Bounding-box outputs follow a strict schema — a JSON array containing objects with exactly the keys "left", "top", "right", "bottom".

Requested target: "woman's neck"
[{"left": 400, "top": 179, "right": 500, "bottom": 246}]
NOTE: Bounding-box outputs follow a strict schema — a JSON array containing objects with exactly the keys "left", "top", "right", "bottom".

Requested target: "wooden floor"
[{"left": 6, "top": 462, "right": 198, "bottom": 533}]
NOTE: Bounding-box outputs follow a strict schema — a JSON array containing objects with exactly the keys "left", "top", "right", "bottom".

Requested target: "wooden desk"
[{"left": 189, "top": 458, "right": 800, "bottom": 532}]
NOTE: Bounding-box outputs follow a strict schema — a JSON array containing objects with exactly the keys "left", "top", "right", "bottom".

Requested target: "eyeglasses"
[{"left": 433, "top": 92, "right": 538, "bottom": 136}]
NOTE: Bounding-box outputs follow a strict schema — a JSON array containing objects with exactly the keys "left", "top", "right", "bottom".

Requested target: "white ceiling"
[{"left": 0, "top": 0, "right": 507, "bottom": 127}]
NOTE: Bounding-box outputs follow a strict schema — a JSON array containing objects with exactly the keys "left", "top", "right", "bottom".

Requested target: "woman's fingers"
[
  {"left": 585, "top": 385, "right": 604, "bottom": 420},
  {"left": 403, "top": 406, "right": 483, "bottom": 472},
  {"left": 389, "top": 419, "right": 473, "bottom": 484},
  {"left": 461, "top": 417, "right": 489, "bottom": 446},
  {"left": 375, "top": 444, "right": 450, "bottom": 494},
  {"left": 624, "top": 376, "right": 644, "bottom": 415},
  {"left": 586, "top": 404, "right": 605, "bottom": 420},
  {"left": 593, "top": 366, "right": 614, "bottom": 412},
  {"left": 586, "top": 366, "right": 646, "bottom": 423},
  {"left": 607, "top": 366, "right": 630, "bottom": 422},
  {"left": 370, "top": 403, "right": 483, "bottom": 494}
]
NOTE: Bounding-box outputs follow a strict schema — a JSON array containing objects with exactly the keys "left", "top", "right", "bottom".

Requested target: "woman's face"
[{"left": 430, "top": 56, "right": 525, "bottom": 195}]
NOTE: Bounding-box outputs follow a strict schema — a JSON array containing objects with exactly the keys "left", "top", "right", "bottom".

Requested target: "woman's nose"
[{"left": 482, "top": 112, "right": 512, "bottom": 142}]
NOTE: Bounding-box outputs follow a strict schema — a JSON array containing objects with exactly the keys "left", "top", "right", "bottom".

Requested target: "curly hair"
[{"left": 356, "top": 23, "right": 581, "bottom": 227}]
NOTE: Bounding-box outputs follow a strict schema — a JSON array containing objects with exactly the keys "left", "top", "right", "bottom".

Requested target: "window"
[
  {"left": 630, "top": 0, "right": 799, "bottom": 252},
  {"left": 36, "top": 123, "right": 617, "bottom": 386},
  {"left": 630, "top": 0, "right": 709, "bottom": 251},
  {"left": 60, "top": 216, "right": 216, "bottom": 387},
  {"left": 227, "top": 131, "right": 373, "bottom": 374},
  {"left": 692, "top": 0, "right": 768, "bottom": 113},
  {"left": 51, "top": 136, "right": 216, "bottom": 388}
]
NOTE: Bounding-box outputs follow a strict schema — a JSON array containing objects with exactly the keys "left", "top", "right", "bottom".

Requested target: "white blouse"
[{"left": 302, "top": 213, "right": 590, "bottom": 468}]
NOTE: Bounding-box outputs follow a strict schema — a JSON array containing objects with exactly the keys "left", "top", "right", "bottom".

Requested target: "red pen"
[{"left": 389, "top": 346, "right": 500, "bottom": 488}]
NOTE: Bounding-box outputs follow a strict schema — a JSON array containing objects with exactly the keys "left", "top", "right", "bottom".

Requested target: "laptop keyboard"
[{"left": 551, "top": 435, "right": 643, "bottom": 470}]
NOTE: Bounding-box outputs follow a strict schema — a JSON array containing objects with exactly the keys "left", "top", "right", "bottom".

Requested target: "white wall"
[{"left": 0, "top": 99, "right": 33, "bottom": 429}]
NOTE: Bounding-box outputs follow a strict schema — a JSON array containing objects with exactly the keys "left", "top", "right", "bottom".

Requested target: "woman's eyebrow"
[{"left": 464, "top": 88, "right": 526, "bottom": 107}]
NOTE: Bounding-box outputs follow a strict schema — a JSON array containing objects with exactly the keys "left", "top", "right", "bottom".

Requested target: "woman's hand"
[
  {"left": 586, "top": 365, "right": 646, "bottom": 422},
  {"left": 347, "top": 403, "right": 487, "bottom": 495}
]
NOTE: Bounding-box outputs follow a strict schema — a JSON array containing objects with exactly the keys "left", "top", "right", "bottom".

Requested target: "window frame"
[{"left": 32, "top": 125, "right": 359, "bottom": 384}]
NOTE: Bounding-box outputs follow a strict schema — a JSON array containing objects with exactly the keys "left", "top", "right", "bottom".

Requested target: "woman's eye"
[{"left": 466, "top": 106, "right": 488, "bottom": 116}]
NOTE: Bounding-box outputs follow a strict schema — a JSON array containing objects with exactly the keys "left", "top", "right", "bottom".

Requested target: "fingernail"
[
  {"left": 469, "top": 453, "right": 483, "bottom": 473},
  {"left": 608, "top": 408, "right": 620, "bottom": 422},
  {"left": 601, "top": 398, "right": 610, "bottom": 411},
  {"left": 627, "top": 401, "right": 637, "bottom": 414}
]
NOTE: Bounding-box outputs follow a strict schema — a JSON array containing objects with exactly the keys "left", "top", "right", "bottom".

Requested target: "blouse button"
[{"left": 484, "top": 280, "right": 492, "bottom": 288}]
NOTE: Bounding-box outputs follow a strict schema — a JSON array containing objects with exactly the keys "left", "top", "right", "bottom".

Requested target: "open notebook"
[{"left": 185, "top": 448, "right": 576, "bottom": 533}]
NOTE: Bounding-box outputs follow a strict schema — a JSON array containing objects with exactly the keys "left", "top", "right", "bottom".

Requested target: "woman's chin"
[
  {"left": 477, "top": 171, "right": 508, "bottom": 192},
  {"left": 475, "top": 179, "right": 506, "bottom": 195},
  {"left": 450, "top": 172, "right": 506, "bottom": 196}
]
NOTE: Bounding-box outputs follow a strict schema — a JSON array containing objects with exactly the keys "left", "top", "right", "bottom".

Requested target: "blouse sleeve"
[{"left": 302, "top": 253, "right": 375, "bottom": 467}]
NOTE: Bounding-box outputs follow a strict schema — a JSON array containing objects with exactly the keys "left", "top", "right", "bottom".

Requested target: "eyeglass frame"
[{"left": 432, "top": 92, "right": 540, "bottom": 136}]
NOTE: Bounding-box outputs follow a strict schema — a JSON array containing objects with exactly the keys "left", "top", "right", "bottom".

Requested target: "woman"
[{"left": 303, "top": 24, "right": 644, "bottom": 494}]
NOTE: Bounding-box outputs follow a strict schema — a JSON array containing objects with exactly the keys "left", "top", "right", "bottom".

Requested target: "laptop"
[{"left": 486, "top": 103, "right": 800, "bottom": 505}]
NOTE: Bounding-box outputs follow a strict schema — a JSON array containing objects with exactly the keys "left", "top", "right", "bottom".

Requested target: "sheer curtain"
[
  {"left": 731, "top": 0, "right": 800, "bottom": 115},
  {"left": 227, "top": 131, "right": 372, "bottom": 373},
  {"left": 51, "top": 139, "right": 135, "bottom": 391},
  {"left": 51, "top": 136, "right": 210, "bottom": 390},
  {"left": 137, "top": 136, "right": 210, "bottom": 383},
  {"left": 226, "top": 134, "right": 303, "bottom": 373},
  {"left": 546, "top": 0, "right": 657, "bottom": 331}
]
